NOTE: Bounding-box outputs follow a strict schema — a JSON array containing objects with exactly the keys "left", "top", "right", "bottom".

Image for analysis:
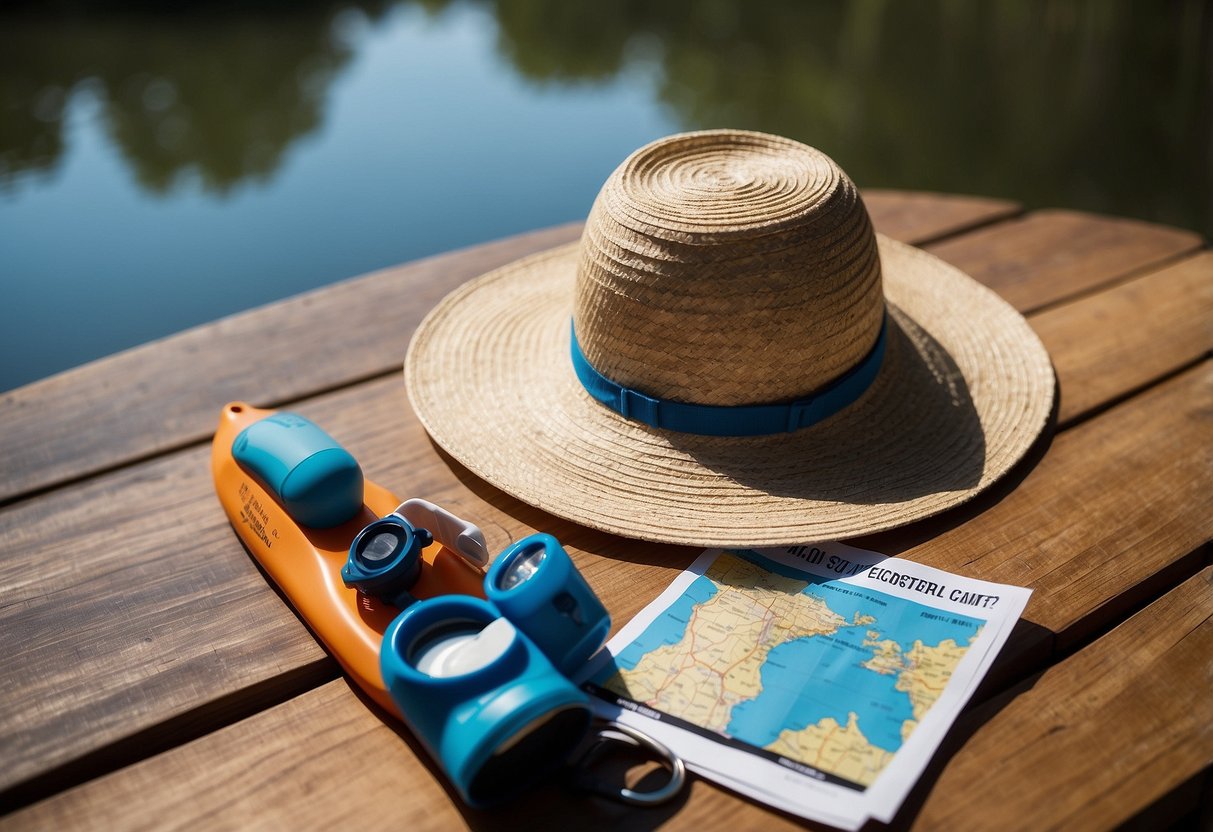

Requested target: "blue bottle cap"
[{"left": 232, "top": 412, "right": 363, "bottom": 528}]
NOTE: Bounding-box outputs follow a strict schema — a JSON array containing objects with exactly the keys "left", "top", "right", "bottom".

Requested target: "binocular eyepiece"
[
  {"left": 382, "top": 594, "right": 593, "bottom": 806},
  {"left": 342, "top": 515, "right": 431, "bottom": 609},
  {"left": 486, "top": 534, "right": 611, "bottom": 677},
  {"left": 340, "top": 497, "right": 490, "bottom": 611}
]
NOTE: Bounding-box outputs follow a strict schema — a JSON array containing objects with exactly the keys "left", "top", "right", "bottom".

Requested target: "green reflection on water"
[
  {"left": 4, "top": 0, "right": 1208, "bottom": 232},
  {"left": 2, "top": 0, "right": 1207, "bottom": 233},
  {"left": 485, "top": 0, "right": 1211, "bottom": 233},
  {"left": 1, "top": 1, "right": 399, "bottom": 193}
]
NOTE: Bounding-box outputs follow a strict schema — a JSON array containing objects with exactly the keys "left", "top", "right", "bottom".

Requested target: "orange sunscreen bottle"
[{"left": 211, "top": 402, "right": 485, "bottom": 716}]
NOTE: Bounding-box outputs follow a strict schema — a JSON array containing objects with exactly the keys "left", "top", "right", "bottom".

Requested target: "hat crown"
[{"left": 573, "top": 130, "right": 884, "bottom": 407}]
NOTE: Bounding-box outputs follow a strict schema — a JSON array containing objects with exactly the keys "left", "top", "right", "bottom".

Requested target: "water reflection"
[
  {"left": 2, "top": 0, "right": 1207, "bottom": 232},
  {"left": 1, "top": 0, "right": 1208, "bottom": 393},
  {"left": 4, "top": 0, "right": 1208, "bottom": 231},
  {"left": 1, "top": 1, "right": 392, "bottom": 193},
  {"left": 483, "top": 0, "right": 1211, "bottom": 234}
]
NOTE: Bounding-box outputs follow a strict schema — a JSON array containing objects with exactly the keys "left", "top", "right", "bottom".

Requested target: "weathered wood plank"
[
  {"left": 863, "top": 190, "right": 1019, "bottom": 245},
  {"left": 0, "top": 676, "right": 796, "bottom": 832},
  {"left": 910, "top": 567, "right": 1213, "bottom": 832},
  {"left": 0, "top": 191, "right": 1015, "bottom": 505},
  {"left": 0, "top": 443, "right": 332, "bottom": 796},
  {"left": 926, "top": 209, "right": 1203, "bottom": 314},
  {"left": 1031, "top": 251, "right": 1213, "bottom": 426},
  {"left": 0, "top": 223, "right": 583, "bottom": 505},
  {"left": 4, "top": 355, "right": 1208, "bottom": 806},
  {"left": 864, "top": 361, "right": 1213, "bottom": 656},
  {"left": 0, "top": 681, "right": 473, "bottom": 832}
]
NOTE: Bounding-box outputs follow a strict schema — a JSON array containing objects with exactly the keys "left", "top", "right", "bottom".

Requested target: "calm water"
[{"left": 2, "top": 1, "right": 1208, "bottom": 392}]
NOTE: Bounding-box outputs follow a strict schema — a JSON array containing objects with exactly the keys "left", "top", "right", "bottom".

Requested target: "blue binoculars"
[
  {"left": 382, "top": 594, "right": 592, "bottom": 806},
  {"left": 344, "top": 521, "right": 627, "bottom": 805}
]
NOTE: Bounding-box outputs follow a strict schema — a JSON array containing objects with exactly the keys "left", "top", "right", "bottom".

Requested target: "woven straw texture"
[
  {"left": 405, "top": 131, "right": 1055, "bottom": 546},
  {"left": 576, "top": 130, "right": 884, "bottom": 405}
]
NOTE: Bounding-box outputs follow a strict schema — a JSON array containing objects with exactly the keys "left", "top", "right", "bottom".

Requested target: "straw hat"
[{"left": 406, "top": 130, "right": 1054, "bottom": 547}]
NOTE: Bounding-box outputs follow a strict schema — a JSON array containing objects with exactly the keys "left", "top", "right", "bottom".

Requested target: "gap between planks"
[
  {"left": 2, "top": 358, "right": 1203, "bottom": 815},
  {"left": 4, "top": 200, "right": 1208, "bottom": 815}
]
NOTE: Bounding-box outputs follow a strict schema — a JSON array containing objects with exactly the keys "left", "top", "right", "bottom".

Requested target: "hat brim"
[{"left": 405, "top": 234, "right": 1054, "bottom": 547}]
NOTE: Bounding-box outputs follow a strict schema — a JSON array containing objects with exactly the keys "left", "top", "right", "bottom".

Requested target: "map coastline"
[
  {"left": 592, "top": 549, "right": 983, "bottom": 790},
  {"left": 583, "top": 544, "right": 1033, "bottom": 829},
  {"left": 585, "top": 682, "right": 869, "bottom": 792}
]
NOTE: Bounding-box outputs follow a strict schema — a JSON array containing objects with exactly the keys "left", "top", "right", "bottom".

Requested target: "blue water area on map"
[
  {"left": 594, "top": 549, "right": 986, "bottom": 754},
  {"left": 606, "top": 574, "right": 719, "bottom": 674},
  {"left": 727, "top": 623, "right": 914, "bottom": 752},
  {"left": 725, "top": 550, "right": 983, "bottom": 754}
]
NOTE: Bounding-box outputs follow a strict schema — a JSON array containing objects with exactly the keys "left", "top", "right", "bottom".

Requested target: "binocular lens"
[
  {"left": 497, "top": 544, "right": 545, "bottom": 591},
  {"left": 411, "top": 619, "right": 515, "bottom": 678},
  {"left": 360, "top": 530, "right": 401, "bottom": 563}
]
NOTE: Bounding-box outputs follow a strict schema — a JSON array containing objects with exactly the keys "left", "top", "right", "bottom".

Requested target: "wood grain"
[
  {"left": 4, "top": 354, "right": 1207, "bottom": 807},
  {"left": 0, "top": 191, "right": 1017, "bottom": 505},
  {"left": 864, "top": 361, "right": 1213, "bottom": 655},
  {"left": 926, "top": 209, "right": 1203, "bottom": 314},
  {"left": 0, "top": 676, "right": 805, "bottom": 832},
  {"left": 1031, "top": 251, "right": 1213, "bottom": 426},
  {"left": 862, "top": 190, "right": 1018, "bottom": 245},
  {"left": 0, "top": 680, "right": 472, "bottom": 832},
  {"left": 0, "top": 443, "right": 332, "bottom": 795},
  {"left": 911, "top": 567, "right": 1213, "bottom": 832}
]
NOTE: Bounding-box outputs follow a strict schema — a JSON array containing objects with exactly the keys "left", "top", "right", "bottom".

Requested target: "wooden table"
[{"left": 1, "top": 192, "right": 1210, "bottom": 831}]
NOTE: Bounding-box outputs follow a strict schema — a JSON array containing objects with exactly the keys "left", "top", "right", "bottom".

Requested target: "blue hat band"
[{"left": 570, "top": 312, "right": 889, "bottom": 437}]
